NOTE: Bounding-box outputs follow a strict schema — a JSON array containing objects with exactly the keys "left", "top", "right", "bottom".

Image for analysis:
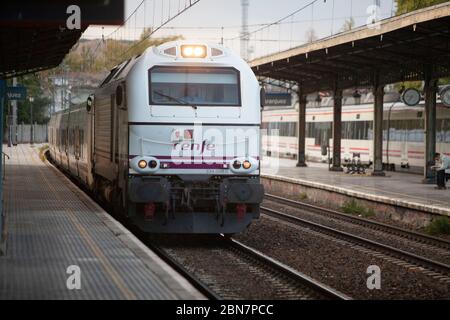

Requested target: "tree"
[
  {"left": 60, "top": 29, "right": 182, "bottom": 73},
  {"left": 104, "top": 28, "right": 181, "bottom": 69},
  {"left": 396, "top": 0, "right": 448, "bottom": 15}
]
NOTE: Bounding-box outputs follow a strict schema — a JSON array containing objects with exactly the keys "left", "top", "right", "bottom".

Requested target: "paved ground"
[
  {"left": 0, "top": 144, "right": 203, "bottom": 300},
  {"left": 261, "top": 157, "right": 450, "bottom": 211}
]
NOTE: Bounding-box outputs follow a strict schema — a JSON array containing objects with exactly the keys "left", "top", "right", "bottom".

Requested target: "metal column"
[
  {"left": 372, "top": 74, "right": 385, "bottom": 176},
  {"left": 296, "top": 86, "right": 307, "bottom": 167},
  {"left": 11, "top": 77, "right": 17, "bottom": 146},
  {"left": 423, "top": 66, "right": 438, "bottom": 183},
  {"left": 330, "top": 83, "right": 343, "bottom": 171},
  {"left": 0, "top": 79, "right": 5, "bottom": 253}
]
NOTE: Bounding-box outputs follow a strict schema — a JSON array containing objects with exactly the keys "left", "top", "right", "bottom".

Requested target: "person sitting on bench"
[{"left": 432, "top": 153, "right": 450, "bottom": 190}]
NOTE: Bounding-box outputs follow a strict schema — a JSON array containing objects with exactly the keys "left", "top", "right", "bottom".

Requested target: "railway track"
[
  {"left": 260, "top": 203, "right": 450, "bottom": 279},
  {"left": 47, "top": 154, "right": 349, "bottom": 300},
  {"left": 148, "top": 235, "right": 350, "bottom": 300},
  {"left": 265, "top": 193, "right": 450, "bottom": 250}
]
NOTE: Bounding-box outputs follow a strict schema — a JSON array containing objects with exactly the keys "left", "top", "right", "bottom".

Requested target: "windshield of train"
[{"left": 149, "top": 66, "right": 241, "bottom": 106}]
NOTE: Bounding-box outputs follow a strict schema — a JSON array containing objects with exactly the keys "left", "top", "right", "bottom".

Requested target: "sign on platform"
[
  {"left": 264, "top": 93, "right": 292, "bottom": 107},
  {"left": 6, "top": 86, "right": 27, "bottom": 101}
]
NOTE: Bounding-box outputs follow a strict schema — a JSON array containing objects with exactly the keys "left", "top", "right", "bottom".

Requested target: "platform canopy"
[
  {"left": 250, "top": 3, "right": 450, "bottom": 93},
  {"left": 0, "top": 0, "right": 124, "bottom": 79}
]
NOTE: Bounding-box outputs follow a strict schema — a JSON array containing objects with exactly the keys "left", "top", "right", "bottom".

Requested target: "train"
[
  {"left": 48, "top": 41, "right": 264, "bottom": 234},
  {"left": 262, "top": 95, "right": 450, "bottom": 172}
]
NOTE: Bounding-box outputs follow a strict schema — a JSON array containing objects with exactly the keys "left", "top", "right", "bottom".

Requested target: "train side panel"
[{"left": 262, "top": 103, "right": 450, "bottom": 172}]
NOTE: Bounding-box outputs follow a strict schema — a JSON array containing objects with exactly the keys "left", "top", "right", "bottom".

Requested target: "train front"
[{"left": 127, "top": 41, "right": 264, "bottom": 234}]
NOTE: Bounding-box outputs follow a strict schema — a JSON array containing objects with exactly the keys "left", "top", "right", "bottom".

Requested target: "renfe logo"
[{"left": 173, "top": 140, "right": 215, "bottom": 153}]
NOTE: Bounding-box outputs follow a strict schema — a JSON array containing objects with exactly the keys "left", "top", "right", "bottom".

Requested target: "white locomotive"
[{"left": 48, "top": 41, "right": 264, "bottom": 234}]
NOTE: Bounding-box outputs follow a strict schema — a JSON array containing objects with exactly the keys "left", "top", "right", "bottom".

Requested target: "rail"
[
  {"left": 147, "top": 241, "right": 222, "bottom": 300},
  {"left": 264, "top": 193, "right": 450, "bottom": 248},
  {"left": 261, "top": 206, "right": 450, "bottom": 276},
  {"left": 226, "top": 237, "right": 350, "bottom": 300},
  {"left": 148, "top": 234, "right": 349, "bottom": 300}
]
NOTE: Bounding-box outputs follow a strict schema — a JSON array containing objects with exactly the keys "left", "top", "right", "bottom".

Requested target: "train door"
[
  {"left": 66, "top": 108, "right": 71, "bottom": 170},
  {"left": 75, "top": 125, "right": 80, "bottom": 178},
  {"left": 86, "top": 95, "right": 95, "bottom": 189}
]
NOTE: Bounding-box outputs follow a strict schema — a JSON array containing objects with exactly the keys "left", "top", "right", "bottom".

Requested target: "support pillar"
[
  {"left": 11, "top": 77, "right": 17, "bottom": 146},
  {"left": 330, "top": 81, "right": 343, "bottom": 171},
  {"left": 0, "top": 79, "right": 5, "bottom": 254},
  {"left": 372, "top": 73, "right": 385, "bottom": 176},
  {"left": 423, "top": 66, "right": 438, "bottom": 184},
  {"left": 296, "top": 86, "right": 307, "bottom": 167}
]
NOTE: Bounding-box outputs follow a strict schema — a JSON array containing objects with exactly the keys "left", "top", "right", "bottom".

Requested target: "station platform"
[
  {"left": 0, "top": 144, "right": 203, "bottom": 300},
  {"left": 261, "top": 157, "right": 450, "bottom": 219}
]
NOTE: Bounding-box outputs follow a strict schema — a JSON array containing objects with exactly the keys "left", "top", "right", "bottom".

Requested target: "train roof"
[{"left": 98, "top": 40, "right": 243, "bottom": 88}]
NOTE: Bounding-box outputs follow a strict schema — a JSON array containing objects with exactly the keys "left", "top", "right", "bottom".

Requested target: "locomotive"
[{"left": 48, "top": 41, "right": 264, "bottom": 234}]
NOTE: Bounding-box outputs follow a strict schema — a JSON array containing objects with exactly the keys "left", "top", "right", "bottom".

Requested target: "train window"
[
  {"left": 306, "top": 122, "right": 331, "bottom": 145},
  {"left": 149, "top": 66, "right": 241, "bottom": 106},
  {"left": 263, "top": 122, "right": 297, "bottom": 137},
  {"left": 100, "top": 66, "right": 120, "bottom": 87},
  {"left": 113, "top": 59, "right": 131, "bottom": 80},
  {"left": 339, "top": 121, "right": 372, "bottom": 140},
  {"left": 384, "top": 119, "right": 424, "bottom": 142},
  {"left": 437, "top": 119, "right": 450, "bottom": 143}
]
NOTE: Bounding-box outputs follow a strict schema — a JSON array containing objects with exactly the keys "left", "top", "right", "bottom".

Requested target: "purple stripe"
[
  {"left": 129, "top": 155, "right": 260, "bottom": 160},
  {"left": 160, "top": 162, "right": 230, "bottom": 169}
]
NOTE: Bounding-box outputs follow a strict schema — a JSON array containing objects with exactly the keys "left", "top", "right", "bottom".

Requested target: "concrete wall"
[{"left": 262, "top": 176, "right": 441, "bottom": 229}]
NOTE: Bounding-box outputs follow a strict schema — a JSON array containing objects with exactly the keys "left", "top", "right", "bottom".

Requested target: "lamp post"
[{"left": 29, "top": 96, "right": 34, "bottom": 145}]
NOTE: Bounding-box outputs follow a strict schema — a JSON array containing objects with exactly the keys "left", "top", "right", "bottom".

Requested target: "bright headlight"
[
  {"left": 193, "top": 46, "right": 205, "bottom": 57},
  {"left": 181, "top": 45, "right": 207, "bottom": 58},
  {"left": 138, "top": 160, "right": 147, "bottom": 169},
  {"left": 182, "top": 46, "right": 193, "bottom": 57},
  {"left": 243, "top": 160, "right": 252, "bottom": 169}
]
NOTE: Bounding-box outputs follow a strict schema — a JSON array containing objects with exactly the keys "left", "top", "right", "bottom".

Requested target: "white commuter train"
[
  {"left": 48, "top": 41, "right": 264, "bottom": 234},
  {"left": 262, "top": 100, "right": 450, "bottom": 172}
]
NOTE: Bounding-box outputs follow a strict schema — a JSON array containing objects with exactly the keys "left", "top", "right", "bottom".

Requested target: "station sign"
[
  {"left": 264, "top": 93, "right": 292, "bottom": 107},
  {"left": 6, "top": 86, "right": 27, "bottom": 101}
]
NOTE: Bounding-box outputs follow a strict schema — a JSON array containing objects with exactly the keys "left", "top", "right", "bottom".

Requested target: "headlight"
[
  {"left": 181, "top": 45, "right": 207, "bottom": 58},
  {"left": 149, "top": 160, "right": 158, "bottom": 168},
  {"left": 233, "top": 160, "right": 242, "bottom": 169},
  {"left": 131, "top": 156, "right": 160, "bottom": 174},
  {"left": 229, "top": 157, "right": 258, "bottom": 174},
  {"left": 138, "top": 160, "right": 147, "bottom": 169},
  {"left": 243, "top": 160, "right": 252, "bottom": 169}
]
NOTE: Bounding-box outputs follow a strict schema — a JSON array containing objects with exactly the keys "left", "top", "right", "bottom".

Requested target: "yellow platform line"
[{"left": 27, "top": 147, "right": 136, "bottom": 300}]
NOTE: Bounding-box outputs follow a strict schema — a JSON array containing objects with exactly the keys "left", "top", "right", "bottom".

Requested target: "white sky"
[{"left": 81, "top": 0, "right": 397, "bottom": 60}]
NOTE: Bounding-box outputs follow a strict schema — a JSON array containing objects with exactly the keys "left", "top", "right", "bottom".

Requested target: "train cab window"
[
  {"left": 113, "top": 59, "right": 131, "bottom": 80},
  {"left": 149, "top": 66, "right": 241, "bottom": 106},
  {"left": 100, "top": 66, "right": 120, "bottom": 86}
]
